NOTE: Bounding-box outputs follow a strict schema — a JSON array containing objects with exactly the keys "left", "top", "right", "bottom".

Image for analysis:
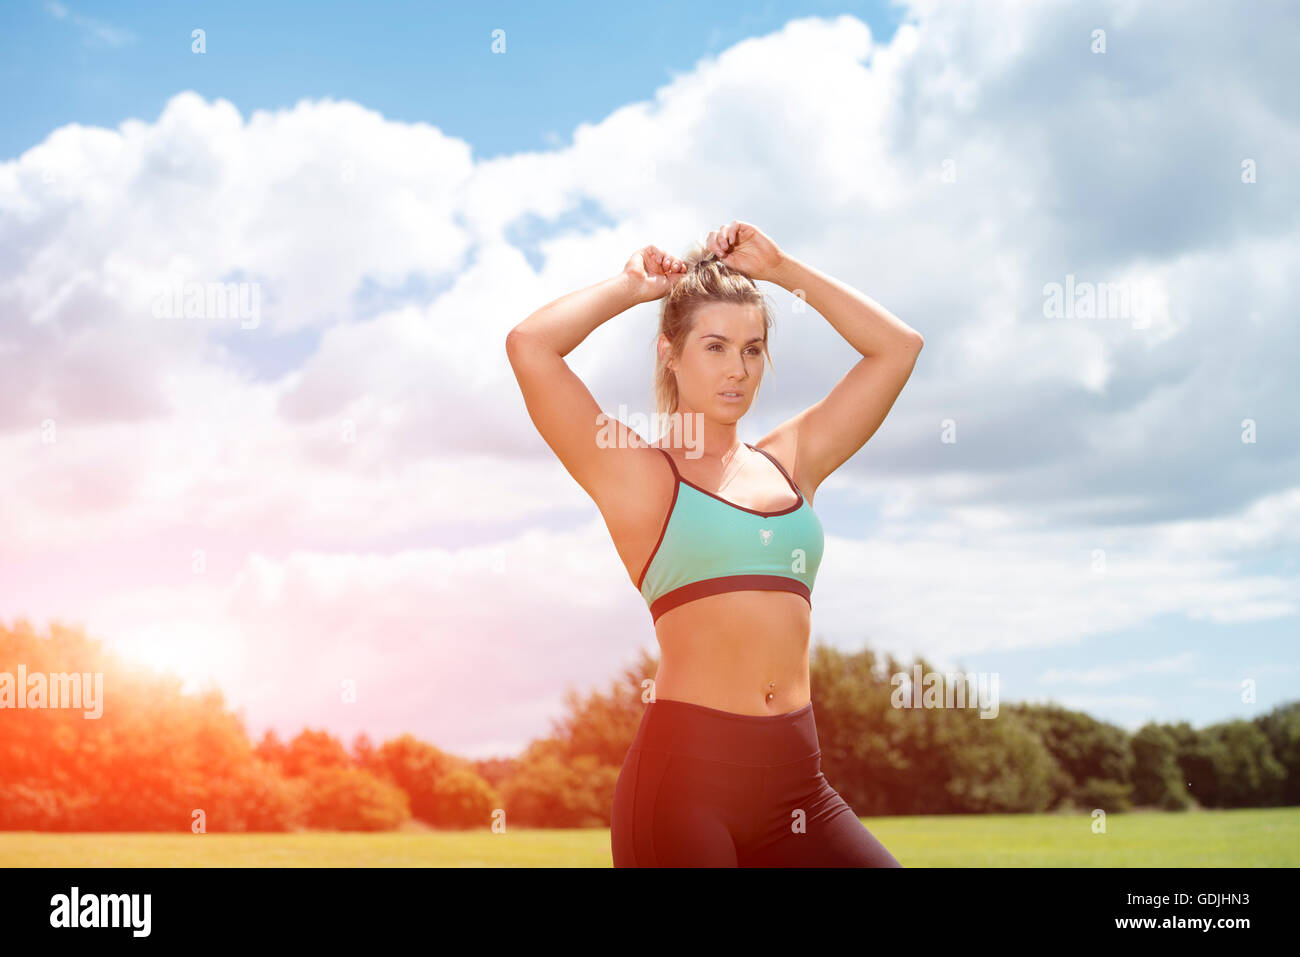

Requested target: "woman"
[{"left": 505, "top": 220, "right": 923, "bottom": 866}]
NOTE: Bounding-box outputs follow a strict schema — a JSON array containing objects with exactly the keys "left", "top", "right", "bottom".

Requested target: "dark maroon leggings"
[{"left": 611, "top": 697, "right": 901, "bottom": 867}]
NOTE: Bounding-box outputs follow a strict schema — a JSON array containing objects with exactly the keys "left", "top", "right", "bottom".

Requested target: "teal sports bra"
[{"left": 637, "top": 443, "right": 825, "bottom": 624}]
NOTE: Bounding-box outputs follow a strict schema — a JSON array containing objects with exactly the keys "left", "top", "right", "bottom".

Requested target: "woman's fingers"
[
  {"left": 644, "top": 245, "right": 685, "bottom": 276},
  {"left": 697, "top": 221, "right": 759, "bottom": 267},
  {"left": 712, "top": 224, "right": 737, "bottom": 256}
]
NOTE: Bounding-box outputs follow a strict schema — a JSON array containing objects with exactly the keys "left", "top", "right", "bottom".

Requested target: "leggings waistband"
[{"left": 630, "top": 697, "right": 820, "bottom": 766}]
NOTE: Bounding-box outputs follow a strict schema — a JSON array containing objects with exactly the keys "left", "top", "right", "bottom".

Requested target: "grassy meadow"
[{"left": 2, "top": 807, "right": 1295, "bottom": 867}]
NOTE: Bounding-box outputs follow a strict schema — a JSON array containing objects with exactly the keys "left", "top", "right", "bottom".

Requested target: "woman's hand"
[
  {"left": 623, "top": 245, "right": 688, "bottom": 303},
  {"left": 706, "top": 220, "right": 784, "bottom": 282}
]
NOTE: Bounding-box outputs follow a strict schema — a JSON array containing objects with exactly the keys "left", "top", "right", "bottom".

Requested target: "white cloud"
[
  {"left": 44, "top": 1, "right": 135, "bottom": 47},
  {"left": 1036, "top": 652, "right": 1199, "bottom": 685},
  {"left": 3, "top": 3, "right": 1298, "bottom": 753}
]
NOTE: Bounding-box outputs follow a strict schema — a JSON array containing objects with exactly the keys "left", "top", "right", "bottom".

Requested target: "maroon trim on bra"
[
  {"left": 649, "top": 575, "right": 812, "bottom": 623},
  {"left": 648, "top": 443, "right": 803, "bottom": 518},
  {"left": 637, "top": 444, "right": 813, "bottom": 592},
  {"left": 637, "top": 448, "right": 680, "bottom": 590},
  {"left": 746, "top": 443, "right": 803, "bottom": 498}
]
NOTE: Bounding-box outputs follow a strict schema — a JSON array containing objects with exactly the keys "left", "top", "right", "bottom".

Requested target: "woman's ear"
[{"left": 657, "top": 335, "right": 674, "bottom": 371}]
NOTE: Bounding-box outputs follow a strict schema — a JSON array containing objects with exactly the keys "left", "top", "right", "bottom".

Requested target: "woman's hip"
[{"left": 626, "top": 695, "right": 821, "bottom": 766}]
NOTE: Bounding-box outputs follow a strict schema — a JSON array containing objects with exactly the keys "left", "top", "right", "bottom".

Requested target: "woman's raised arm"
[
  {"left": 703, "top": 220, "right": 924, "bottom": 498},
  {"left": 504, "top": 247, "right": 686, "bottom": 503}
]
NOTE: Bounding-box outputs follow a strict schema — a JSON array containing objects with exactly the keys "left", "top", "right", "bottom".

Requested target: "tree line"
[{"left": 1, "top": 619, "right": 1295, "bottom": 830}]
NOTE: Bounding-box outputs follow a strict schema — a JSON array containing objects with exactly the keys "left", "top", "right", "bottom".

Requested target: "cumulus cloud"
[{"left": 2, "top": 1, "right": 1297, "bottom": 754}]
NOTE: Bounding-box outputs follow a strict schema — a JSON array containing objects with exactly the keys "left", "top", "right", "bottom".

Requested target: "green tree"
[
  {"left": 1256, "top": 702, "right": 1300, "bottom": 805},
  {"left": 1130, "top": 724, "right": 1192, "bottom": 810},
  {"left": 299, "top": 766, "right": 411, "bottom": 830},
  {"left": 1205, "top": 720, "right": 1286, "bottom": 808},
  {"left": 1166, "top": 721, "right": 1221, "bottom": 807},
  {"left": 499, "top": 745, "right": 619, "bottom": 827},
  {"left": 279, "top": 728, "right": 354, "bottom": 777},
  {"left": 811, "top": 645, "right": 1056, "bottom": 815},
  {"left": 1009, "top": 703, "right": 1133, "bottom": 809},
  {"left": 429, "top": 768, "right": 500, "bottom": 829},
  {"left": 368, "top": 733, "right": 468, "bottom": 825}
]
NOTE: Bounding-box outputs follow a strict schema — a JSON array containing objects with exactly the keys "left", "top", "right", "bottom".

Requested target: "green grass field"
[{"left": 3, "top": 807, "right": 1295, "bottom": 866}]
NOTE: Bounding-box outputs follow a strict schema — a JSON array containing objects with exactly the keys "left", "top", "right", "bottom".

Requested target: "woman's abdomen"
[{"left": 651, "top": 590, "right": 811, "bottom": 715}]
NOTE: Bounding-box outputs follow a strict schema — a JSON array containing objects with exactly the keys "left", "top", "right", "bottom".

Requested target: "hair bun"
[{"left": 680, "top": 238, "right": 715, "bottom": 267}]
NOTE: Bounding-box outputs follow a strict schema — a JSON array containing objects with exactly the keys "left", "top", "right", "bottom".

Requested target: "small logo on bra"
[{"left": 759, "top": 529, "right": 773, "bottom": 545}]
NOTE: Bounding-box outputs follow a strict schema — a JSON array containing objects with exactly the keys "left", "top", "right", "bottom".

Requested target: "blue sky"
[
  {"left": 1, "top": 0, "right": 905, "bottom": 163},
  {"left": 1, "top": 0, "right": 1296, "bottom": 758}
]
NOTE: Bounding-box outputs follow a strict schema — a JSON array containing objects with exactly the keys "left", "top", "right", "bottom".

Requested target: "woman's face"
[{"left": 666, "top": 302, "right": 766, "bottom": 422}]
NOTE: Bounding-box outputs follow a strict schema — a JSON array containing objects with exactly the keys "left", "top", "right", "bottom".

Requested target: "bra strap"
[
  {"left": 747, "top": 443, "right": 801, "bottom": 495},
  {"left": 653, "top": 446, "right": 680, "bottom": 478}
]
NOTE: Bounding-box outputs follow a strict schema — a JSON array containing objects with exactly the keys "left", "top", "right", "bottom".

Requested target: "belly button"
[{"left": 766, "top": 680, "right": 775, "bottom": 703}]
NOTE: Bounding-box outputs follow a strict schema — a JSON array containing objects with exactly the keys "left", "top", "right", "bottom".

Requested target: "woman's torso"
[{"left": 599, "top": 441, "right": 819, "bottom": 716}]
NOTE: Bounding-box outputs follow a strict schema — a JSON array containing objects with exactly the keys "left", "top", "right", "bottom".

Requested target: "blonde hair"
[{"left": 651, "top": 240, "right": 775, "bottom": 421}]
